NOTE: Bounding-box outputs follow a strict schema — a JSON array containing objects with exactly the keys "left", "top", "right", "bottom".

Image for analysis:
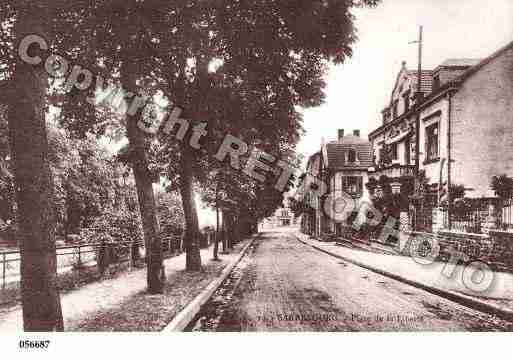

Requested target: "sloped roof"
[
  {"left": 325, "top": 135, "right": 373, "bottom": 170},
  {"left": 419, "top": 41, "right": 513, "bottom": 106},
  {"left": 453, "top": 41, "right": 513, "bottom": 84},
  {"left": 439, "top": 58, "right": 482, "bottom": 68},
  {"left": 370, "top": 41, "right": 513, "bottom": 140},
  {"left": 305, "top": 151, "right": 322, "bottom": 174}
]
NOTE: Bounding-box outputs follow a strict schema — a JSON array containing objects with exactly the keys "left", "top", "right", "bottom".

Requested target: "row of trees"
[
  {"left": 0, "top": 0, "right": 379, "bottom": 330},
  {"left": 1, "top": 107, "right": 140, "bottom": 240}
]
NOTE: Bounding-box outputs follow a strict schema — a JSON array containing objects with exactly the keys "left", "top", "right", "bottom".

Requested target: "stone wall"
[{"left": 406, "top": 230, "right": 513, "bottom": 271}]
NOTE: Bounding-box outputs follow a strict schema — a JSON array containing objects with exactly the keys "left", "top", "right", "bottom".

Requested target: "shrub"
[{"left": 79, "top": 207, "right": 143, "bottom": 245}]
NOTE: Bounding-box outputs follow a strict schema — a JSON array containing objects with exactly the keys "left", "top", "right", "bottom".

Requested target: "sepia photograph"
[{"left": 0, "top": 0, "right": 512, "bottom": 356}]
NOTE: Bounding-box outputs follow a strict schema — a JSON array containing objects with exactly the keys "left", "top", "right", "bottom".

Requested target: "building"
[
  {"left": 262, "top": 197, "right": 297, "bottom": 228},
  {"left": 300, "top": 151, "right": 324, "bottom": 236},
  {"left": 301, "top": 129, "right": 373, "bottom": 237},
  {"left": 369, "top": 40, "right": 513, "bottom": 232}
]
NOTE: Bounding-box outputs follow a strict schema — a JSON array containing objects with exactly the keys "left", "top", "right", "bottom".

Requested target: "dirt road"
[{"left": 191, "top": 229, "right": 513, "bottom": 331}]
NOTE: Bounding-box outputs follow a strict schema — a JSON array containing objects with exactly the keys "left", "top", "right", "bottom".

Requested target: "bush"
[
  {"left": 79, "top": 207, "right": 143, "bottom": 245},
  {"left": 79, "top": 207, "right": 144, "bottom": 271}
]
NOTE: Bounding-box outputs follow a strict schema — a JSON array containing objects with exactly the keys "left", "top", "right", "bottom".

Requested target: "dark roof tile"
[
  {"left": 326, "top": 136, "right": 373, "bottom": 170},
  {"left": 407, "top": 70, "right": 433, "bottom": 94}
]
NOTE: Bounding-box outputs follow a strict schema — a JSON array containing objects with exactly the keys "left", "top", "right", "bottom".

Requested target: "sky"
[
  {"left": 97, "top": 0, "right": 513, "bottom": 227},
  {"left": 185, "top": 0, "right": 513, "bottom": 227},
  {"left": 297, "top": 0, "right": 513, "bottom": 160}
]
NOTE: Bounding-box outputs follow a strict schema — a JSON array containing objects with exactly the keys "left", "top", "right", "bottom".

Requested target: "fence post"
[
  {"left": 2, "top": 253, "right": 5, "bottom": 290},
  {"left": 78, "top": 245, "right": 82, "bottom": 266}
]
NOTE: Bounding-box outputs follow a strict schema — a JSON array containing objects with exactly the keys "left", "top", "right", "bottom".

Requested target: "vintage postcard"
[{"left": 0, "top": 0, "right": 512, "bottom": 356}]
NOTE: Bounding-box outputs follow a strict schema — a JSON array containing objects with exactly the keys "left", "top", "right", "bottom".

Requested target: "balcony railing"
[{"left": 371, "top": 164, "right": 415, "bottom": 179}]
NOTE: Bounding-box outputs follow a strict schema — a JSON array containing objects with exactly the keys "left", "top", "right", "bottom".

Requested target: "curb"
[
  {"left": 294, "top": 233, "right": 513, "bottom": 323},
  {"left": 162, "top": 235, "right": 258, "bottom": 332}
]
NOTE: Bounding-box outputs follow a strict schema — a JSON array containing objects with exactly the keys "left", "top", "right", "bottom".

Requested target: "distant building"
[
  {"left": 262, "top": 197, "right": 297, "bottom": 228},
  {"left": 301, "top": 129, "right": 373, "bottom": 237},
  {"left": 300, "top": 151, "right": 324, "bottom": 236}
]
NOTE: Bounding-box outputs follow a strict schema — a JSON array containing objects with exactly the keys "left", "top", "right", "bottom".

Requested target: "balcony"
[{"left": 370, "top": 163, "right": 415, "bottom": 179}]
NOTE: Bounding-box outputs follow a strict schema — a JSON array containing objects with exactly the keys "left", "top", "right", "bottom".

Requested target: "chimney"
[
  {"left": 353, "top": 130, "right": 360, "bottom": 137},
  {"left": 338, "top": 129, "right": 345, "bottom": 140}
]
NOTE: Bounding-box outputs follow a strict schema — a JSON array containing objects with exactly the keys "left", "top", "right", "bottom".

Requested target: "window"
[
  {"left": 403, "top": 91, "right": 410, "bottom": 113},
  {"left": 378, "top": 148, "right": 385, "bottom": 165},
  {"left": 433, "top": 74, "right": 441, "bottom": 91},
  {"left": 392, "top": 100, "right": 399, "bottom": 119},
  {"left": 426, "top": 123, "right": 439, "bottom": 161},
  {"left": 383, "top": 110, "right": 391, "bottom": 124},
  {"left": 347, "top": 149, "right": 357, "bottom": 163},
  {"left": 390, "top": 143, "right": 398, "bottom": 160},
  {"left": 342, "top": 176, "right": 363, "bottom": 197}
]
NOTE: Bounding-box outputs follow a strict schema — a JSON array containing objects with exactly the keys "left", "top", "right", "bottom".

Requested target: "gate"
[{"left": 411, "top": 192, "right": 437, "bottom": 233}]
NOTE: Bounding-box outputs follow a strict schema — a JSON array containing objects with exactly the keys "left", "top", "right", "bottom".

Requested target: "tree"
[
  {"left": 3, "top": 1, "right": 64, "bottom": 331},
  {"left": 8, "top": 0, "right": 380, "bottom": 280},
  {"left": 150, "top": 0, "right": 379, "bottom": 269},
  {"left": 157, "top": 190, "right": 185, "bottom": 238},
  {"left": 51, "top": 1, "right": 169, "bottom": 293},
  {"left": 198, "top": 170, "right": 223, "bottom": 260},
  {"left": 0, "top": 105, "right": 15, "bottom": 237}
]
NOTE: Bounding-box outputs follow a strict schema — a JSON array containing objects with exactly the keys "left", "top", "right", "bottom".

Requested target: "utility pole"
[
  {"left": 414, "top": 25, "right": 423, "bottom": 176},
  {"left": 409, "top": 26, "right": 423, "bottom": 231}
]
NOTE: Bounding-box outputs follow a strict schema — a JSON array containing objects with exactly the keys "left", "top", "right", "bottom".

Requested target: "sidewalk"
[
  {"left": 0, "top": 238, "right": 252, "bottom": 332},
  {"left": 294, "top": 232, "right": 513, "bottom": 315}
]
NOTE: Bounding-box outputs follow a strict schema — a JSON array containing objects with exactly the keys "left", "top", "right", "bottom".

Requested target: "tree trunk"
[
  {"left": 7, "top": 6, "right": 63, "bottom": 331},
  {"left": 126, "top": 116, "right": 165, "bottom": 294},
  {"left": 213, "top": 200, "right": 220, "bottom": 261},
  {"left": 179, "top": 145, "right": 202, "bottom": 271},
  {"left": 221, "top": 209, "right": 227, "bottom": 253},
  {"left": 64, "top": 188, "right": 82, "bottom": 237},
  {"left": 234, "top": 216, "right": 241, "bottom": 246},
  {"left": 224, "top": 212, "right": 235, "bottom": 250},
  {"left": 131, "top": 241, "right": 141, "bottom": 262}
]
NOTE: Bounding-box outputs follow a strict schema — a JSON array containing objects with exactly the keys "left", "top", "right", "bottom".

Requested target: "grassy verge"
[{"left": 70, "top": 241, "right": 250, "bottom": 331}]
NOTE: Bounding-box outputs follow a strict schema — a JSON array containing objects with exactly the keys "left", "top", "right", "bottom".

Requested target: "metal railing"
[
  {"left": 498, "top": 198, "right": 513, "bottom": 231},
  {"left": 372, "top": 164, "right": 415, "bottom": 179},
  {"left": 1, "top": 236, "right": 182, "bottom": 291},
  {"left": 443, "top": 210, "right": 484, "bottom": 234},
  {"left": 441, "top": 202, "right": 489, "bottom": 234}
]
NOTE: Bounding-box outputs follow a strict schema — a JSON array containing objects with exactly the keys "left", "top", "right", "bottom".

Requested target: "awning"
[{"left": 385, "top": 130, "right": 411, "bottom": 145}]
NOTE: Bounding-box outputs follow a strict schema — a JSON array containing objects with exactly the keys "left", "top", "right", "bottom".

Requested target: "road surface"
[{"left": 191, "top": 229, "right": 513, "bottom": 331}]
